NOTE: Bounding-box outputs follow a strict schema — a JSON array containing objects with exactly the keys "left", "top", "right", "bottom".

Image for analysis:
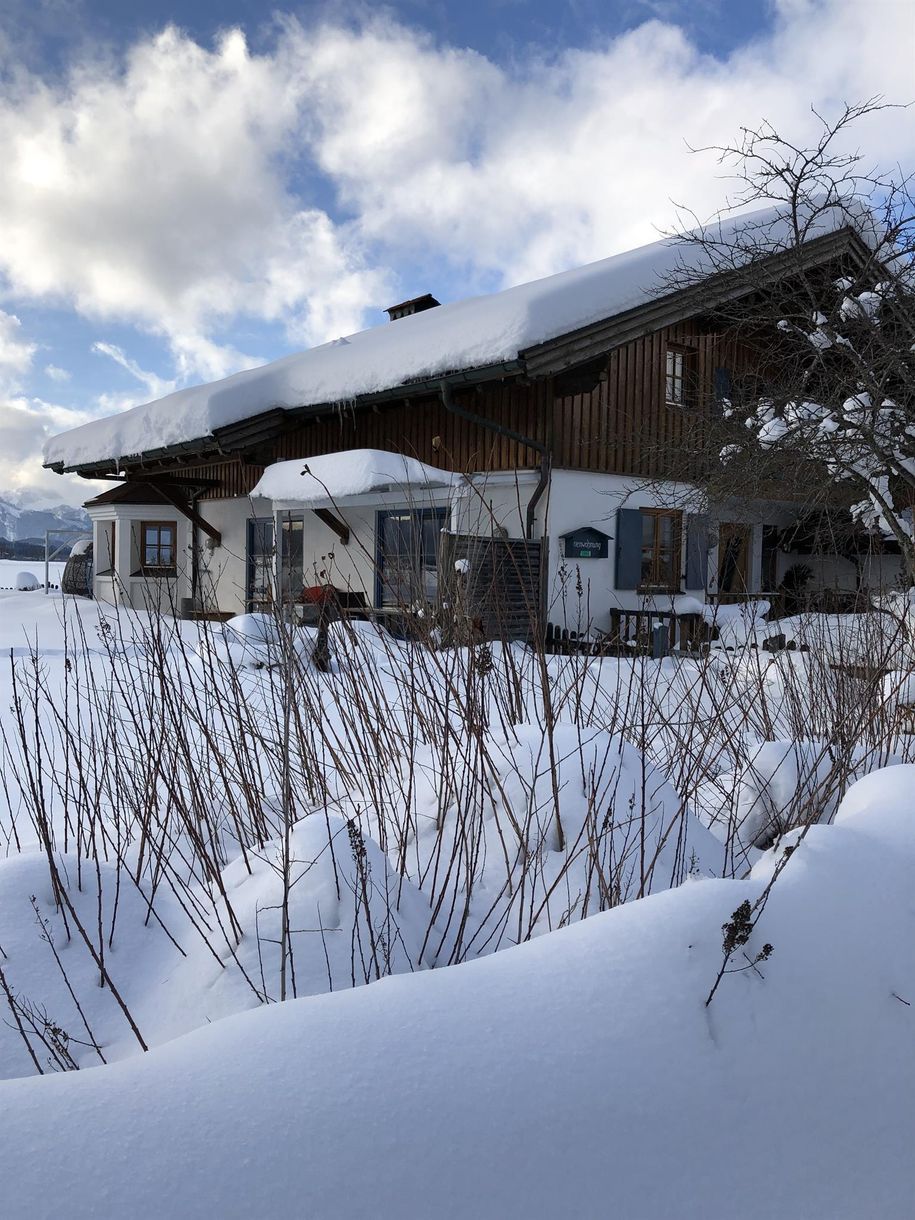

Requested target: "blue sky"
[{"left": 0, "top": 0, "right": 912, "bottom": 503}]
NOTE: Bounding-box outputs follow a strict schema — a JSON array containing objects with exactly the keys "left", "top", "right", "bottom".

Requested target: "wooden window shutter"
[
  {"left": 714, "top": 367, "right": 732, "bottom": 403},
  {"left": 685, "top": 515, "right": 709, "bottom": 590},
  {"left": 615, "top": 508, "right": 643, "bottom": 590}
]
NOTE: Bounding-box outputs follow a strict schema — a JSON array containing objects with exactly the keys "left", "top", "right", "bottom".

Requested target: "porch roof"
[{"left": 250, "top": 449, "right": 458, "bottom": 506}]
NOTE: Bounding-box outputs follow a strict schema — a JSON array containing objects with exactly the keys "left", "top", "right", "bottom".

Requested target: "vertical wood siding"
[{"left": 156, "top": 322, "right": 751, "bottom": 498}]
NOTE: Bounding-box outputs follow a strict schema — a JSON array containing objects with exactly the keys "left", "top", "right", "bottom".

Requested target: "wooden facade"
[{"left": 162, "top": 318, "right": 748, "bottom": 501}]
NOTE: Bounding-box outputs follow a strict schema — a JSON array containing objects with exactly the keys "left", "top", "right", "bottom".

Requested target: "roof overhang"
[
  {"left": 520, "top": 227, "right": 875, "bottom": 377},
  {"left": 46, "top": 225, "right": 877, "bottom": 479}
]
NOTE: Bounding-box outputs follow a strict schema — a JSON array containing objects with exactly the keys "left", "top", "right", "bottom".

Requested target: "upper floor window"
[
  {"left": 666, "top": 348, "right": 690, "bottom": 406},
  {"left": 140, "top": 521, "right": 177, "bottom": 574}
]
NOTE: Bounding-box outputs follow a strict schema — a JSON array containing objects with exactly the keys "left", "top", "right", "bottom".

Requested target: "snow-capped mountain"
[{"left": 0, "top": 494, "right": 90, "bottom": 543}]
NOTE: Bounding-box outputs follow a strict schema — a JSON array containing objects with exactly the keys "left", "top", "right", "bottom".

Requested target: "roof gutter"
[
  {"left": 48, "top": 360, "right": 527, "bottom": 478},
  {"left": 438, "top": 378, "right": 551, "bottom": 541}
]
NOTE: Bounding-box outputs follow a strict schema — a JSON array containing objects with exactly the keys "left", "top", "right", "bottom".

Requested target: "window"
[
  {"left": 139, "top": 521, "right": 177, "bottom": 573},
  {"left": 665, "top": 348, "right": 694, "bottom": 406},
  {"left": 640, "top": 509, "right": 682, "bottom": 590},
  {"left": 97, "top": 521, "right": 116, "bottom": 574},
  {"left": 279, "top": 514, "right": 305, "bottom": 602},
  {"left": 377, "top": 508, "right": 447, "bottom": 608},
  {"left": 247, "top": 518, "right": 275, "bottom": 612}
]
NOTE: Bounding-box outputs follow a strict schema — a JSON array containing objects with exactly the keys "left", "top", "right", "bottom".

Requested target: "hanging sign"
[{"left": 561, "top": 526, "right": 611, "bottom": 560}]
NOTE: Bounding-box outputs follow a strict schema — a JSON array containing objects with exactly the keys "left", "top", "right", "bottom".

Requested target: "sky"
[{"left": 0, "top": 0, "right": 912, "bottom": 506}]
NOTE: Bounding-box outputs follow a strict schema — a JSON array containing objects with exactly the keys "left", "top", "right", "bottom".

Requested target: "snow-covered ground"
[
  {"left": 0, "top": 591, "right": 913, "bottom": 1216},
  {"left": 0, "top": 558, "right": 66, "bottom": 591},
  {"left": 1, "top": 768, "right": 913, "bottom": 1219}
]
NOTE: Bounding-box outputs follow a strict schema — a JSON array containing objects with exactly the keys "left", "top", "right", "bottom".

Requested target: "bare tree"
[{"left": 667, "top": 100, "right": 915, "bottom": 589}]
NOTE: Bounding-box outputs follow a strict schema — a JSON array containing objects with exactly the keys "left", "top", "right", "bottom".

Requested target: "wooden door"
[{"left": 716, "top": 523, "right": 752, "bottom": 600}]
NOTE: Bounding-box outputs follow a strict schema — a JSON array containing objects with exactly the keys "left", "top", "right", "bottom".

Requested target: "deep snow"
[{"left": 0, "top": 771, "right": 913, "bottom": 1219}]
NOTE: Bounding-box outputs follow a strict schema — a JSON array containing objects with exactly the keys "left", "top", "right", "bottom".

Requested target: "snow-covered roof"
[
  {"left": 45, "top": 203, "right": 868, "bottom": 471},
  {"left": 251, "top": 449, "right": 456, "bottom": 505}
]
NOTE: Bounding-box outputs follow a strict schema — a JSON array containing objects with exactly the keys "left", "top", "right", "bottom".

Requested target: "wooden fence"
[{"left": 443, "top": 534, "right": 545, "bottom": 641}]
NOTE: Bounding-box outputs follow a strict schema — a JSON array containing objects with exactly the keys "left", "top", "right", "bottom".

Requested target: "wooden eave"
[
  {"left": 46, "top": 226, "right": 876, "bottom": 479},
  {"left": 519, "top": 227, "right": 875, "bottom": 377}
]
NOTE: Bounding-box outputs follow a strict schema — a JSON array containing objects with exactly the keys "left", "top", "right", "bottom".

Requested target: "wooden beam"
[
  {"left": 152, "top": 482, "right": 222, "bottom": 546},
  {"left": 313, "top": 507, "right": 350, "bottom": 546}
]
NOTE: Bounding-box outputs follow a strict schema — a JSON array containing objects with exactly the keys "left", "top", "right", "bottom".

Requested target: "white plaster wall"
[
  {"left": 537, "top": 469, "right": 706, "bottom": 627},
  {"left": 775, "top": 550, "right": 903, "bottom": 594},
  {"left": 452, "top": 472, "right": 540, "bottom": 540},
  {"left": 197, "top": 498, "right": 259, "bottom": 616},
  {"left": 87, "top": 505, "right": 191, "bottom": 612}
]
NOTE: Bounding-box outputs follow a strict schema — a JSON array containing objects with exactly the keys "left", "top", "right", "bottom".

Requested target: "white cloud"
[
  {"left": 0, "top": 0, "right": 910, "bottom": 489},
  {"left": 0, "top": 310, "right": 37, "bottom": 392},
  {"left": 0, "top": 3, "right": 910, "bottom": 368},
  {"left": 291, "top": 5, "right": 915, "bottom": 287},
  {"left": 0, "top": 25, "right": 390, "bottom": 377},
  {"left": 44, "top": 363, "right": 71, "bottom": 382},
  {"left": 91, "top": 341, "right": 177, "bottom": 399},
  {"left": 0, "top": 396, "right": 100, "bottom": 504}
]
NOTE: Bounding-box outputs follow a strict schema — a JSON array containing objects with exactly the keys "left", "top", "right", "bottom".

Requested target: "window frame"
[
  {"left": 138, "top": 519, "right": 178, "bottom": 576},
  {"left": 638, "top": 507, "right": 683, "bottom": 592},
  {"left": 665, "top": 345, "right": 697, "bottom": 408},
  {"left": 375, "top": 507, "right": 448, "bottom": 610}
]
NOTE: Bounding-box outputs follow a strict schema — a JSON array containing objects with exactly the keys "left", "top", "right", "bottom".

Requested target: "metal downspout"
[{"left": 438, "top": 379, "right": 551, "bottom": 540}]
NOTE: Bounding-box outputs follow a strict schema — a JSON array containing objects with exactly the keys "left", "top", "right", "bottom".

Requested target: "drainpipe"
[
  {"left": 190, "top": 493, "right": 200, "bottom": 608},
  {"left": 438, "top": 379, "right": 551, "bottom": 540}
]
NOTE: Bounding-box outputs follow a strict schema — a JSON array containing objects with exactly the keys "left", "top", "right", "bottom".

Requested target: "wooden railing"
[{"left": 545, "top": 611, "right": 709, "bottom": 657}]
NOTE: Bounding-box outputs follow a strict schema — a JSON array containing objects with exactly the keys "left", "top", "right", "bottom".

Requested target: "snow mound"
[
  {"left": 1, "top": 765, "right": 913, "bottom": 1218},
  {"left": 14, "top": 571, "right": 40, "bottom": 591}
]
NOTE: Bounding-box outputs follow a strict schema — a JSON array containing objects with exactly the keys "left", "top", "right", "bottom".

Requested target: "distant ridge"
[{"left": 0, "top": 494, "right": 90, "bottom": 556}]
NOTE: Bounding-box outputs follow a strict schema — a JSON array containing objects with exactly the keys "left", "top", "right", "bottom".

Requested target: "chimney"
[{"left": 385, "top": 293, "right": 441, "bottom": 321}]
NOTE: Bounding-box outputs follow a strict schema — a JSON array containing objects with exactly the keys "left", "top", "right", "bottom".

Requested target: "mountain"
[{"left": 0, "top": 495, "right": 91, "bottom": 546}]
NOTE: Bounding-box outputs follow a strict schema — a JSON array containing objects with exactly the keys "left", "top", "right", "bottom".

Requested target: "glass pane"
[
  {"left": 159, "top": 546, "right": 173, "bottom": 566},
  {"left": 657, "top": 549, "right": 676, "bottom": 587},
  {"left": 145, "top": 527, "right": 158, "bottom": 544},
  {"left": 247, "top": 520, "right": 275, "bottom": 608},
  {"left": 280, "top": 517, "right": 304, "bottom": 601},
  {"left": 380, "top": 513, "right": 417, "bottom": 607}
]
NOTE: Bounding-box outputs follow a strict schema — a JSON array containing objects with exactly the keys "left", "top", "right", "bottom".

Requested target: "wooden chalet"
[{"left": 43, "top": 208, "right": 901, "bottom": 638}]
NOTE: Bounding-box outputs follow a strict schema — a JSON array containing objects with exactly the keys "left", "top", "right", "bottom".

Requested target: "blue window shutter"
[
  {"left": 685, "top": 515, "right": 709, "bottom": 590},
  {"left": 615, "top": 509, "right": 642, "bottom": 590},
  {"left": 714, "top": 367, "right": 732, "bottom": 402}
]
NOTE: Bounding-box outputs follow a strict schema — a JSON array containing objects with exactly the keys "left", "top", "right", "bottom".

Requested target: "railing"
[{"left": 545, "top": 611, "right": 709, "bottom": 657}]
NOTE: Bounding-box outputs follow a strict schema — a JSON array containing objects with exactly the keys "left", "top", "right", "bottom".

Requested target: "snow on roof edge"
[
  {"left": 250, "top": 450, "right": 457, "bottom": 504},
  {"left": 45, "top": 202, "right": 872, "bottom": 471}
]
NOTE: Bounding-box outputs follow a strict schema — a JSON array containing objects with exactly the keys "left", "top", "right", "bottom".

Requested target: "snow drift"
[{"left": 1, "top": 766, "right": 913, "bottom": 1219}]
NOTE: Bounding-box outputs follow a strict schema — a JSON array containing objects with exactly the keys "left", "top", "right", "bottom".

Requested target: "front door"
[
  {"left": 246, "top": 518, "right": 275, "bottom": 612},
  {"left": 717, "top": 523, "right": 752, "bottom": 600}
]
